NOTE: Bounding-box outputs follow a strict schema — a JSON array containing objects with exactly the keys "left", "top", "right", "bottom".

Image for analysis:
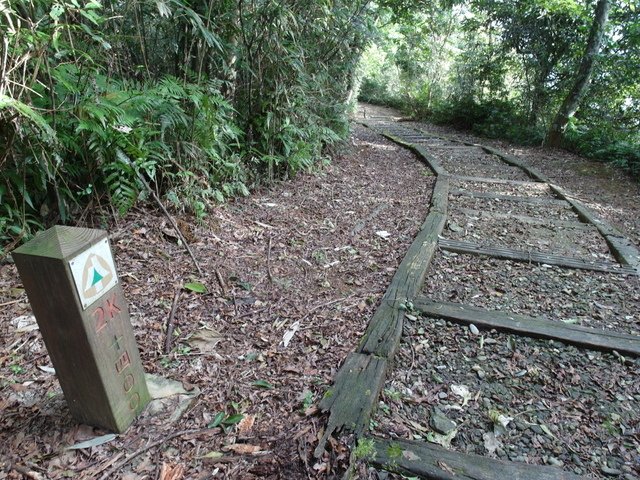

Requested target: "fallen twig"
[
  {"left": 9, "top": 463, "right": 44, "bottom": 480},
  {"left": 76, "top": 452, "right": 124, "bottom": 475},
  {"left": 108, "top": 221, "right": 136, "bottom": 242},
  {"left": 215, "top": 269, "right": 227, "bottom": 295},
  {"left": 136, "top": 173, "right": 203, "bottom": 276},
  {"left": 0, "top": 299, "right": 22, "bottom": 307},
  {"left": 267, "top": 236, "right": 274, "bottom": 283},
  {"left": 96, "top": 429, "right": 215, "bottom": 480},
  {"left": 0, "top": 231, "right": 25, "bottom": 262},
  {"left": 237, "top": 307, "right": 268, "bottom": 319},
  {"left": 164, "top": 290, "right": 181, "bottom": 354},
  {"left": 298, "top": 294, "right": 356, "bottom": 329}
]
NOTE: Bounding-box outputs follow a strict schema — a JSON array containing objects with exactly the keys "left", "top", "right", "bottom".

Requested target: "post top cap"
[{"left": 13, "top": 226, "right": 108, "bottom": 260}]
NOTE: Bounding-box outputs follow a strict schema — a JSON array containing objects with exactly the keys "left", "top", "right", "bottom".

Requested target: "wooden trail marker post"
[{"left": 13, "top": 226, "right": 150, "bottom": 432}]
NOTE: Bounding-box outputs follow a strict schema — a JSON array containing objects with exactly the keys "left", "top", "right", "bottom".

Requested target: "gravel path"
[
  {"left": 358, "top": 103, "right": 640, "bottom": 479},
  {"left": 373, "top": 316, "right": 640, "bottom": 479}
]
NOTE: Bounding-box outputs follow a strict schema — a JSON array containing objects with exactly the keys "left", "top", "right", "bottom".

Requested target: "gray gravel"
[
  {"left": 451, "top": 195, "right": 581, "bottom": 220},
  {"left": 445, "top": 207, "right": 614, "bottom": 260},
  {"left": 373, "top": 316, "right": 640, "bottom": 479},
  {"left": 453, "top": 179, "right": 555, "bottom": 197}
]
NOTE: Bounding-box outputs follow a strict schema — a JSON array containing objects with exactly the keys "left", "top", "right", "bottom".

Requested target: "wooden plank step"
[
  {"left": 426, "top": 145, "right": 483, "bottom": 149},
  {"left": 398, "top": 136, "right": 443, "bottom": 141},
  {"left": 365, "top": 436, "right": 582, "bottom": 480},
  {"left": 480, "top": 145, "right": 550, "bottom": 183},
  {"left": 450, "top": 141, "right": 639, "bottom": 273},
  {"left": 414, "top": 299, "right": 640, "bottom": 357},
  {"left": 450, "top": 189, "right": 569, "bottom": 206},
  {"left": 314, "top": 353, "right": 387, "bottom": 458},
  {"left": 410, "top": 127, "right": 554, "bottom": 182},
  {"left": 454, "top": 207, "right": 594, "bottom": 230},
  {"left": 417, "top": 143, "right": 457, "bottom": 146},
  {"left": 450, "top": 174, "right": 541, "bottom": 185},
  {"left": 443, "top": 164, "right": 535, "bottom": 180},
  {"left": 384, "top": 129, "right": 413, "bottom": 135},
  {"left": 438, "top": 238, "right": 637, "bottom": 275},
  {"left": 442, "top": 163, "right": 528, "bottom": 171}
]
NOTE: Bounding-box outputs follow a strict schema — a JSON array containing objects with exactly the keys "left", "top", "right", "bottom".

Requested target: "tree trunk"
[{"left": 545, "top": 0, "right": 610, "bottom": 147}]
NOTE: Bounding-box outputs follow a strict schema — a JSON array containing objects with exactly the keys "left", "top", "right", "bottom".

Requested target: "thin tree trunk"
[{"left": 545, "top": 0, "right": 610, "bottom": 147}]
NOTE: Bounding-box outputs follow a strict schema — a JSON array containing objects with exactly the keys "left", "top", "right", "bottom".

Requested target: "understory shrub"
[
  {"left": 565, "top": 125, "right": 640, "bottom": 179},
  {"left": 429, "top": 98, "right": 543, "bottom": 146},
  {"left": 1, "top": 0, "right": 369, "bottom": 253}
]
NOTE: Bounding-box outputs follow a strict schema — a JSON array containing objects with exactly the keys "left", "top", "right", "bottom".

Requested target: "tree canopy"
[
  {"left": 359, "top": 0, "right": 640, "bottom": 176},
  {"left": 1, "top": 0, "right": 639, "bottom": 252}
]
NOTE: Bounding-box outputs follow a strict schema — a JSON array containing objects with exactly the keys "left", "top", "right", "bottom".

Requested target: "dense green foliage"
[
  {"left": 0, "top": 0, "right": 369, "bottom": 252},
  {"left": 3, "top": 0, "right": 638, "bottom": 252},
  {"left": 359, "top": 0, "right": 640, "bottom": 177}
]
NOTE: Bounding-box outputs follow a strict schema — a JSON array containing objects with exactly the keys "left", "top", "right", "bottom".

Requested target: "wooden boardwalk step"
[
  {"left": 366, "top": 436, "right": 581, "bottom": 480},
  {"left": 425, "top": 144, "right": 481, "bottom": 149},
  {"left": 449, "top": 174, "right": 541, "bottom": 185},
  {"left": 480, "top": 145, "right": 550, "bottom": 183},
  {"left": 438, "top": 238, "right": 637, "bottom": 275},
  {"left": 454, "top": 207, "right": 594, "bottom": 230},
  {"left": 442, "top": 163, "right": 528, "bottom": 172},
  {"left": 414, "top": 298, "right": 640, "bottom": 357},
  {"left": 450, "top": 189, "right": 569, "bottom": 206}
]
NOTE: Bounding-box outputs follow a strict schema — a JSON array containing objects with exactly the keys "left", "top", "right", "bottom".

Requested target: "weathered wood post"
[{"left": 13, "top": 226, "right": 150, "bottom": 432}]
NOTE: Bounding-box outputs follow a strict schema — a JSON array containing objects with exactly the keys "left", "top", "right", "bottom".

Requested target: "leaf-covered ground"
[
  {"left": 0, "top": 124, "right": 434, "bottom": 479},
  {"left": 373, "top": 316, "right": 640, "bottom": 478},
  {"left": 2, "top": 103, "right": 640, "bottom": 479},
  {"left": 423, "top": 253, "right": 640, "bottom": 335}
]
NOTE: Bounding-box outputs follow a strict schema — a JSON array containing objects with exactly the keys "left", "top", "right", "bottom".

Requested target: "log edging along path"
[
  {"left": 414, "top": 298, "right": 640, "bottom": 357},
  {"left": 314, "top": 132, "right": 450, "bottom": 457},
  {"left": 314, "top": 118, "right": 640, "bottom": 478},
  {"left": 362, "top": 437, "right": 582, "bottom": 480}
]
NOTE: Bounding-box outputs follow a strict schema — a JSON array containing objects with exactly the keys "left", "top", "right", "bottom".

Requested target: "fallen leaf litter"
[
  {"left": 0, "top": 123, "right": 433, "bottom": 479},
  {"left": 2, "top": 103, "right": 640, "bottom": 479}
]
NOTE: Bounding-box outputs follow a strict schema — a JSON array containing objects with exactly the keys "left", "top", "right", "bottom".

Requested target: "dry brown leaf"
[
  {"left": 159, "top": 462, "right": 185, "bottom": 480},
  {"left": 237, "top": 414, "right": 255, "bottom": 435},
  {"left": 223, "top": 444, "right": 263, "bottom": 455},
  {"left": 186, "top": 329, "right": 223, "bottom": 352}
]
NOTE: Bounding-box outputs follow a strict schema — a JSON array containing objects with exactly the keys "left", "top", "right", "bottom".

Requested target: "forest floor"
[{"left": 1, "top": 103, "right": 639, "bottom": 479}]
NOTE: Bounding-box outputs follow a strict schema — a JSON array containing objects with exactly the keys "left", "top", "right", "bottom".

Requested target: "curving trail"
[{"left": 317, "top": 105, "right": 640, "bottom": 479}]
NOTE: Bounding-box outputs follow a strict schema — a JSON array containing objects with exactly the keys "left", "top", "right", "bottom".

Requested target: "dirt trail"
[{"left": 0, "top": 123, "right": 433, "bottom": 479}]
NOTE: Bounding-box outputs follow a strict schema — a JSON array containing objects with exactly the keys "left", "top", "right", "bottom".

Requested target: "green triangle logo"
[{"left": 91, "top": 268, "right": 104, "bottom": 286}]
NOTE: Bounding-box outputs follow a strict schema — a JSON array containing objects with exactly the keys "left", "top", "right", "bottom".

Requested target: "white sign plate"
[{"left": 69, "top": 238, "right": 118, "bottom": 310}]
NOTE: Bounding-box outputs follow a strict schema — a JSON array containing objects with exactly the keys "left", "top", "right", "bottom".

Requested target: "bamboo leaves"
[{"left": 0, "top": 0, "right": 370, "bottom": 246}]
